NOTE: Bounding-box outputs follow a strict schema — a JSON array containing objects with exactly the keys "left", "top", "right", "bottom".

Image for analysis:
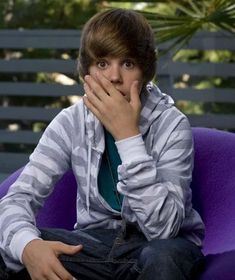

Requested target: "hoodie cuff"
[
  {"left": 9, "top": 231, "right": 41, "bottom": 263},
  {"left": 115, "top": 134, "right": 147, "bottom": 163}
]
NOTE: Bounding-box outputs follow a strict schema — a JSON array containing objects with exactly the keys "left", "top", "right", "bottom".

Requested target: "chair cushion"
[
  {"left": 0, "top": 167, "right": 77, "bottom": 230},
  {"left": 191, "top": 128, "right": 235, "bottom": 255}
]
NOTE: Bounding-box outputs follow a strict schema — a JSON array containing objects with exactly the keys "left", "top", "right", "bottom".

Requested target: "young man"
[{"left": 0, "top": 8, "right": 205, "bottom": 280}]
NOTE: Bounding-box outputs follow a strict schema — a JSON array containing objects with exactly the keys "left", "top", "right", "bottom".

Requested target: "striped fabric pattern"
[{"left": 0, "top": 83, "right": 204, "bottom": 271}]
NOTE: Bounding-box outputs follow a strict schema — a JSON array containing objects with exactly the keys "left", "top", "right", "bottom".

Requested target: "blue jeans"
[{"left": 1, "top": 224, "right": 204, "bottom": 280}]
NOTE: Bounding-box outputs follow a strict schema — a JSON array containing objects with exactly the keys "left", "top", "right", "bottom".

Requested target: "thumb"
[
  {"left": 53, "top": 242, "right": 83, "bottom": 256},
  {"left": 130, "top": 80, "right": 141, "bottom": 110}
]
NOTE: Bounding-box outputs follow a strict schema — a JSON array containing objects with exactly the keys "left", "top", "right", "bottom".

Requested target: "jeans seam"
[
  {"left": 107, "top": 237, "right": 122, "bottom": 261},
  {"left": 131, "top": 261, "right": 142, "bottom": 274},
  {"left": 59, "top": 255, "right": 106, "bottom": 263},
  {"left": 60, "top": 256, "right": 138, "bottom": 265},
  {"left": 60, "top": 256, "right": 135, "bottom": 263}
]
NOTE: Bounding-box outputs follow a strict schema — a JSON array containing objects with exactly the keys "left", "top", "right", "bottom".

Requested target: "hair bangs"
[
  {"left": 86, "top": 27, "right": 131, "bottom": 60},
  {"left": 78, "top": 8, "right": 157, "bottom": 83}
]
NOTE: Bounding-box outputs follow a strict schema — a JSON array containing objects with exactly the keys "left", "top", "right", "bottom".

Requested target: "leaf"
[{"left": 141, "top": 0, "right": 235, "bottom": 55}]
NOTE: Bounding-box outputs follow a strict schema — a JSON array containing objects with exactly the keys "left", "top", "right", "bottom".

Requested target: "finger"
[
  {"left": 95, "top": 72, "right": 117, "bottom": 98},
  {"left": 53, "top": 241, "right": 83, "bottom": 256},
  {"left": 53, "top": 258, "right": 75, "bottom": 280},
  {"left": 83, "top": 95, "right": 102, "bottom": 119},
  {"left": 45, "top": 271, "right": 61, "bottom": 280},
  {"left": 84, "top": 82, "right": 103, "bottom": 109},
  {"left": 130, "top": 80, "right": 141, "bottom": 109},
  {"left": 84, "top": 75, "right": 110, "bottom": 101},
  {"left": 34, "top": 265, "right": 61, "bottom": 280}
]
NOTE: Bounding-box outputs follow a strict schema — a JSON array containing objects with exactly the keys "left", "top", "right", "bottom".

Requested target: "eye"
[
  {"left": 123, "top": 59, "right": 135, "bottom": 69},
  {"left": 96, "top": 60, "right": 108, "bottom": 69}
]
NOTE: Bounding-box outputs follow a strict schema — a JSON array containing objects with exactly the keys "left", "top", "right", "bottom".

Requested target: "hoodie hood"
[{"left": 139, "top": 82, "right": 174, "bottom": 136}]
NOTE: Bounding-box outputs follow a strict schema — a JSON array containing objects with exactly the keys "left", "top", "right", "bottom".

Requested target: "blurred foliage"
[
  {"left": 142, "top": 0, "right": 235, "bottom": 53},
  {"left": 173, "top": 48, "right": 235, "bottom": 115},
  {"left": 0, "top": 0, "right": 99, "bottom": 29}
]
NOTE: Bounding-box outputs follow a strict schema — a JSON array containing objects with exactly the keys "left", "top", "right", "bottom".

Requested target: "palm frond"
[
  {"left": 187, "top": 0, "right": 203, "bottom": 15},
  {"left": 141, "top": 0, "right": 235, "bottom": 56}
]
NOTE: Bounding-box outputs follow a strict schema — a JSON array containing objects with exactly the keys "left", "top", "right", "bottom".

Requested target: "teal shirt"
[{"left": 98, "top": 129, "right": 123, "bottom": 211}]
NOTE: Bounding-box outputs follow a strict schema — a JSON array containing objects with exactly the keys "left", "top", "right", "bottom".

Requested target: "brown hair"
[{"left": 78, "top": 8, "right": 157, "bottom": 84}]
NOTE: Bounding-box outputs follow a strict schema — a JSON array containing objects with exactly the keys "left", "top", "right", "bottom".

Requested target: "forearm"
[
  {"left": 0, "top": 110, "right": 72, "bottom": 268},
  {"left": 0, "top": 188, "right": 42, "bottom": 269},
  {"left": 116, "top": 129, "right": 193, "bottom": 240}
]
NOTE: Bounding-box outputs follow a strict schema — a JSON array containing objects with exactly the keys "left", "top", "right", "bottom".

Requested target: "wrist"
[
  {"left": 9, "top": 230, "right": 41, "bottom": 263},
  {"left": 113, "top": 127, "right": 140, "bottom": 141},
  {"left": 115, "top": 134, "right": 148, "bottom": 163},
  {"left": 22, "top": 239, "right": 41, "bottom": 263}
]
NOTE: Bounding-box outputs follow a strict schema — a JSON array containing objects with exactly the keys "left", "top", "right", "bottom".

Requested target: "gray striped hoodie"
[{"left": 0, "top": 83, "right": 204, "bottom": 271}]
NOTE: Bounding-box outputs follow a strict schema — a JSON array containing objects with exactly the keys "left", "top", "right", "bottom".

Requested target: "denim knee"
[
  {"left": 138, "top": 239, "right": 178, "bottom": 269},
  {"left": 136, "top": 238, "right": 204, "bottom": 280}
]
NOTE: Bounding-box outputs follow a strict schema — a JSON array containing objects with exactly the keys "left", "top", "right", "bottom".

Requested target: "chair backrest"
[{"left": 191, "top": 127, "right": 235, "bottom": 255}]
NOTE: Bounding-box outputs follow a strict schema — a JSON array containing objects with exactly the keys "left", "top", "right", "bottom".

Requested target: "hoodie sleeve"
[
  {"left": 116, "top": 111, "right": 193, "bottom": 241},
  {"left": 0, "top": 108, "right": 74, "bottom": 271}
]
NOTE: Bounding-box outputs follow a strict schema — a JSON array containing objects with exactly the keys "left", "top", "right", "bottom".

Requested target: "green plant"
[{"left": 141, "top": 0, "right": 235, "bottom": 53}]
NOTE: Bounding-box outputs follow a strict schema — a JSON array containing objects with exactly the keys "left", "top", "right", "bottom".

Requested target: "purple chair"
[
  {"left": 0, "top": 127, "right": 235, "bottom": 279},
  {"left": 191, "top": 127, "right": 235, "bottom": 280}
]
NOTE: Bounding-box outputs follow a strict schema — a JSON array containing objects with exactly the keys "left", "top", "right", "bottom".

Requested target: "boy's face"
[{"left": 88, "top": 56, "right": 144, "bottom": 102}]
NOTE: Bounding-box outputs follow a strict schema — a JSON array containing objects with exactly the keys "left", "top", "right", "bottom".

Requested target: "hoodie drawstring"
[{"left": 86, "top": 141, "right": 92, "bottom": 213}]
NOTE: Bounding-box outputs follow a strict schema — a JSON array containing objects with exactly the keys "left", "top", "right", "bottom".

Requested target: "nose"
[{"left": 106, "top": 65, "right": 122, "bottom": 84}]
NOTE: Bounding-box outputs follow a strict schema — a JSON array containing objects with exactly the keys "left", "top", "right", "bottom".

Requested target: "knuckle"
[
  {"left": 55, "top": 241, "right": 63, "bottom": 247},
  {"left": 63, "top": 273, "right": 73, "bottom": 280}
]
